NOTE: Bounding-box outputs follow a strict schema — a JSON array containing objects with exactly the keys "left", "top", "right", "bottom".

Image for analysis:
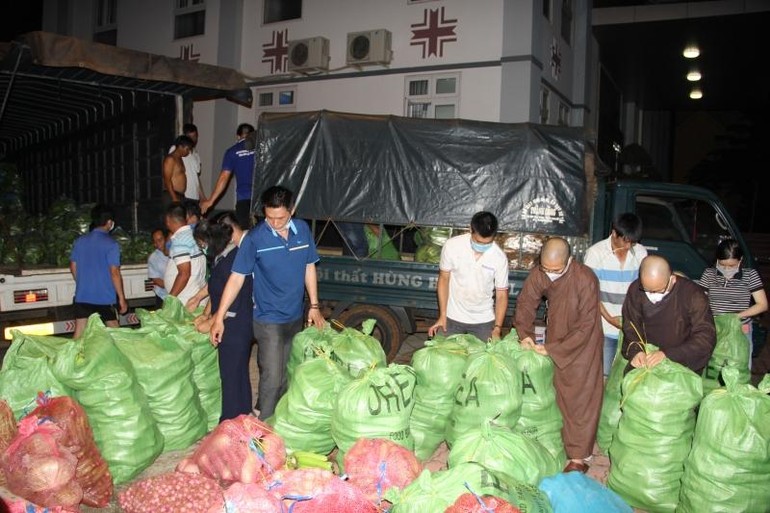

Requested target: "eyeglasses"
[{"left": 640, "top": 274, "right": 673, "bottom": 294}]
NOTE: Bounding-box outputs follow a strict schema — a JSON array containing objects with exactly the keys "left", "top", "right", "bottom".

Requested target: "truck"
[
  {"left": 250, "top": 110, "right": 756, "bottom": 361},
  {"left": 0, "top": 31, "right": 252, "bottom": 341}
]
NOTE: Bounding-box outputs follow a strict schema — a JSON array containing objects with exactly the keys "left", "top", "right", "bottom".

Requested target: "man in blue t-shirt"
[
  {"left": 201, "top": 123, "right": 256, "bottom": 228},
  {"left": 210, "top": 186, "right": 325, "bottom": 419},
  {"left": 69, "top": 204, "right": 127, "bottom": 338}
]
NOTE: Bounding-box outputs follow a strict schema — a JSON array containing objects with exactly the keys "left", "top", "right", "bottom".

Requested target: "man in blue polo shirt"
[
  {"left": 210, "top": 186, "right": 325, "bottom": 419},
  {"left": 69, "top": 204, "right": 128, "bottom": 338},
  {"left": 201, "top": 123, "right": 256, "bottom": 228}
]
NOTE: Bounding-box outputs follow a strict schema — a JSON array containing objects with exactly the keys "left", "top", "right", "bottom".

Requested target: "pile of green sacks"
[{"left": 0, "top": 297, "right": 221, "bottom": 484}]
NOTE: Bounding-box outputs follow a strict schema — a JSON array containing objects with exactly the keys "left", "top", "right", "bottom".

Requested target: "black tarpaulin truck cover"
[{"left": 252, "top": 110, "right": 594, "bottom": 236}]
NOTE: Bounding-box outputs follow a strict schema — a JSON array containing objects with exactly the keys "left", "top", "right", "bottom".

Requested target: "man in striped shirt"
[
  {"left": 584, "top": 213, "right": 647, "bottom": 375},
  {"left": 164, "top": 203, "right": 207, "bottom": 306}
]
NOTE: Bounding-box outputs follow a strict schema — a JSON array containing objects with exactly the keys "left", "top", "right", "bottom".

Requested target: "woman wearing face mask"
[
  {"left": 698, "top": 239, "right": 767, "bottom": 359},
  {"left": 191, "top": 213, "right": 254, "bottom": 422}
]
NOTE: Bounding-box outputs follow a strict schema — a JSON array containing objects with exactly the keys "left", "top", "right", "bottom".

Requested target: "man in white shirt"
[
  {"left": 583, "top": 212, "right": 647, "bottom": 375},
  {"left": 428, "top": 212, "right": 510, "bottom": 341},
  {"left": 163, "top": 203, "right": 207, "bottom": 306},
  {"left": 169, "top": 123, "right": 206, "bottom": 203},
  {"left": 147, "top": 229, "right": 170, "bottom": 307}
]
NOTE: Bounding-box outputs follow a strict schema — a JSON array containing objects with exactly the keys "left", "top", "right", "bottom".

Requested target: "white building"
[{"left": 42, "top": 0, "right": 598, "bottom": 207}]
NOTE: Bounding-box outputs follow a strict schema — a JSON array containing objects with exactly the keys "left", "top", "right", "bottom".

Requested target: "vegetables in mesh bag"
[
  {"left": 446, "top": 347, "right": 522, "bottom": 447},
  {"left": 343, "top": 438, "right": 423, "bottom": 504},
  {"left": 50, "top": 316, "right": 164, "bottom": 485},
  {"left": 331, "top": 364, "right": 417, "bottom": 471},
  {"left": 1, "top": 416, "right": 83, "bottom": 511},
  {"left": 410, "top": 337, "right": 475, "bottom": 460},
  {"left": 596, "top": 331, "right": 627, "bottom": 454},
  {"left": 110, "top": 326, "right": 207, "bottom": 451},
  {"left": 448, "top": 421, "right": 561, "bottom": 486},
  {"left": 678, "top": 367, "right": 770, "bottom": 513},
  {"left": 267, "top": 468, "right": 378, "bottom": 513},
  {"left": 0, "top": 399, "right": 17, "bottom": 489},
  {"left": 490, "top": 332, "right": 565, "bottom": 464},
  {"left": 269, "top": 355, "right": 351, "bottom": 454},
  {"left": 118, "top": 471, "right": 224, "bottom": 513},
  {"left": 207, "top": 482, "right": 282, "bottom": 513},
  {"left": 28, "top": 394, "right": 113, "bottom": 508},
  {"left": 445, "top": 492, "right": 521, "bottom": 513},
  {"left": 607, "top": 347, "right": 702, "bottom": 513},
  {"left": 176, "top": 414, "right": 285, "bottom": 484},
  {"left": 701, "top": 313, "right": 750, "bottom": 395}
]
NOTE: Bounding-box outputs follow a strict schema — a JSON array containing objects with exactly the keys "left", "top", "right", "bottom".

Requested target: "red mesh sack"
[
  {"left": 269, "top": 468, "right": 378, "bottom": 513},
  {"left": 206, "top": 482, "right": 282, "bottom": 513},
  {"left": 445, "top": 493, "right": 522, "bottom": 513},
  {"left": 29, "top": 394, "right": 113, "bottom": 507},
  {"left": 118, "top": 471, "right": 224, "bottom": 513},
  {"left": 176, "top": 414, "right": 285, "bottom": 484},
  {"left": 1, "top": 416, "right": 83, "bottom": 511},
  {"left": 0, "top": 399, "right": 17, "bottom": 488},
  {"left": 343, "top": 437, "right": 423, "bottom": 503},
  {"left": 3, "top": 497, "right": 66, "bottom": 513}
]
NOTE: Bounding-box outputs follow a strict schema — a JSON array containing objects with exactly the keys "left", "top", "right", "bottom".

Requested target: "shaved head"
[
  {"left": 640, "top": 255, "right": 674, "bottom": 292},
  {"left": 540, "top": 237, "right": 571, "bottom": 269}
]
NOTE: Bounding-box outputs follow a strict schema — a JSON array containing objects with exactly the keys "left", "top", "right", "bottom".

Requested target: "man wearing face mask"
[
  {"left": 514, "top": 237, "right": 604, "bottom": 474},
  {"left": 428, "top": 211, "right": 509, "bottom": 341},
  {"left": 621, "top": 255, "right": 716, "bottom": 374},
  {"left": 69, "top": 204, "right": 128, "bottom": 338}
]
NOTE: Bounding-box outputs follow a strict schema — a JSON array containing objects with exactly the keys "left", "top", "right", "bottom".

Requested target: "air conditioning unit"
[
  {"left": 346, "top": 29, "right": 393, "bottom": 66},
  {"left": 288, "top": 37, "right": 330, "bottom": 72}
]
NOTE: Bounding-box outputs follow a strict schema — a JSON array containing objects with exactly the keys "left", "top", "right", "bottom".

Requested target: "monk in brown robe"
[{"left": 514, "top": 237, "right": 604, "bottom": 474}]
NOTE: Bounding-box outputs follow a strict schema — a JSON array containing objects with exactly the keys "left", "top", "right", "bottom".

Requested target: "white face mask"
[
  {"left": 645, "top": 275, "right": 672, "bottom": 304},
  {"left": 716, "top": 263, "right": 739, "bottom": 279},
  {"left": 544, "top": 258, "right": 571, "bottom": 282}
]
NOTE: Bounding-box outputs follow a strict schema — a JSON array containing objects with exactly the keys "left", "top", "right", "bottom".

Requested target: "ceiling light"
[
  {"left": 689, "top": 88, "right": 703, "bottom": 100},
  {"left": 683, "top": 45, "right": 700, "bottom": 58},
  {"left": 686, "top": 71, "right": 702, "bottom": 81}
]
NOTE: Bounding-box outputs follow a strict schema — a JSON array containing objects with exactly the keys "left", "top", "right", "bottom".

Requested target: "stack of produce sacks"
[
  {"left": 607, "top": 344, "right": 703, "bottom": 513},
  {"left": 409, "top": 334, "right": 485, "bottom": 460},
  {"left": 678, "top": 368, "right": 770, "bottom": 512},
  {"left": 701, "top": 313, "right": 751, "bottom": 395},
  {"left": 490, "top": 332, "right": 565, "bottom": 463}
]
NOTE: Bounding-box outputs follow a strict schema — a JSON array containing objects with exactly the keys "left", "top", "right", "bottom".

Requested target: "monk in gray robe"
[{"left": 514, "top": 237, "right": 604, "bottom": 474}]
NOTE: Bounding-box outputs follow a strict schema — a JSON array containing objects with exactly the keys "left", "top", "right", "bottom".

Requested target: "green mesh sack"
[
  {"left": 441, "top": 333, "right": 488, "bottom": 354},
  {"left": 331, "top": 364, "right": 416, "bottom": 470},
  {"left": 448, "top": 421, "right": 561, "bottom": 485},
  {"left": 607, "top": 346, "right": 703, "bottom": 513},
  {"left": 286, "top": 325, "right": 337, "bottom": 383},
  {"left": 596, "top": 331, "right": 628, "bottom": 453},
  {"left": 702, "top": 314, "right": 750, "bottom": 395},
  {"left": 50, "top": 316, "right": 164, "bottom": 484},
  {"left": 0, "top": 331, "right": 73, "bottom": 419},
  {"left": 109, "top": 326, "right": 206, "bottom": 452},
  {"left": 490, "top": 332, "right": 565, "bottom": 464},
  {"left": 446, "top": 347, "right": 522, "bottom": 447},
  {"left": 409, "top": 337, "right": 472, "bottom": 460},
  {"left": 268, "top": 355, "right": 351, "bottom": 454},
  {"left": 386, "top": 463, "right": 552, "bottom": 513},
  {"left": 678, "top": 367, "right": 770, "bottom": 513}
]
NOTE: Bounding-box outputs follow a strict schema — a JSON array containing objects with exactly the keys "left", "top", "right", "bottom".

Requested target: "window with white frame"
[
  {"left": 256, "top": 86, "right": 297, "bottom": 116},
  {"left": 94, "top": 0, "right": 117, "bottom": 45},
  {"left": 558, "top": 102, "right": 570, "bottom": 126},
  {"left": 174, "top": 0, "right": 205, "bottom": 39},
  {"left": 264, "top": 0, "right": 302, "bottom": 24},
  {"left": 539, "top": 87, "right": 550, "bottom": 124},
  {"left": 561, "top": 0, "right": 572, "bottom": 45},
  {"left": 404, "top": 73, "right": 459, "bottom": 119}
]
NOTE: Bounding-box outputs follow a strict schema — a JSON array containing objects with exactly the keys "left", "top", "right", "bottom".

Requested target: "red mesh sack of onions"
[
  {"left": 0, "top": 399, "right": 17, "bottom": 488},
  {"left": 343, "top": 437, "right": 423, "bottom": 504},
  {"left": 206, "top": 482, "right": 282, "bottom": 513},
  {"left": 176, "top": 414, "right": 285, "bottom": 484},
  {"left": 445, "top": 492, "right": 522, "bottom": 513},
  {"left": 1, "top": 415, "right": 83, "bottom": 511},
  {"left": 28, "top": 394, "right": 113, "bottom": 508},
  {"left": 268, "top": 468, "right": 378, "bottom": 513},
  {"left": 118, "top": 471, "right": 224, "bottom": 513},
  {"left": 2, "top": 496, "right": 67, "bottom": 513}
]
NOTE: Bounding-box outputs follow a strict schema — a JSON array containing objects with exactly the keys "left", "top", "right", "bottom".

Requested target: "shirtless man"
[{"left": 162, "top": 135, "right": 194, "bottom": 206}]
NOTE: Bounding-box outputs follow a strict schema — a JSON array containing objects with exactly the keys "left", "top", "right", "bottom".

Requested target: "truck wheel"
[{"left": 337, "top": 304, "right": 403, "bottom": 362}]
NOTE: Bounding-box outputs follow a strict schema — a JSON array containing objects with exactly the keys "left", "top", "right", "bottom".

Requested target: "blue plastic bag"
[{"left": 539, "top": 472, "right": 632, "bottom": 513}]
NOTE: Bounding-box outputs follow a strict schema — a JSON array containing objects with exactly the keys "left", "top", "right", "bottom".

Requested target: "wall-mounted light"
[
  {"left": 689, "top": 88, "right": 703, "bottom": 100},
  {"left": 683, "top": 45, "right": 700, "bottom": 58},
  {"left": 686, "top": 70, "right": 702, "bottom": 81}
]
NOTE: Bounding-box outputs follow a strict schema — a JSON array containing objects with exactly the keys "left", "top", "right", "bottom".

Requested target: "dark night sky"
[{"left": 1, "top": 1, "right": 43, "bottom": 42}]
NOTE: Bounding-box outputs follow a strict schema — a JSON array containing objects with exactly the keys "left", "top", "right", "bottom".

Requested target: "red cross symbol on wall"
[
  {"left": 410, "top": 7, "right": 458, "bottom": 59},
  {"left": 262, "top": 29, "right": 289, "bottom": 74}
]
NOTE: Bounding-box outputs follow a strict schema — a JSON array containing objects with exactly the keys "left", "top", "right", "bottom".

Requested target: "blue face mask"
[{"left": 471, "top": 240, "right": 493, "bottom": 253}]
